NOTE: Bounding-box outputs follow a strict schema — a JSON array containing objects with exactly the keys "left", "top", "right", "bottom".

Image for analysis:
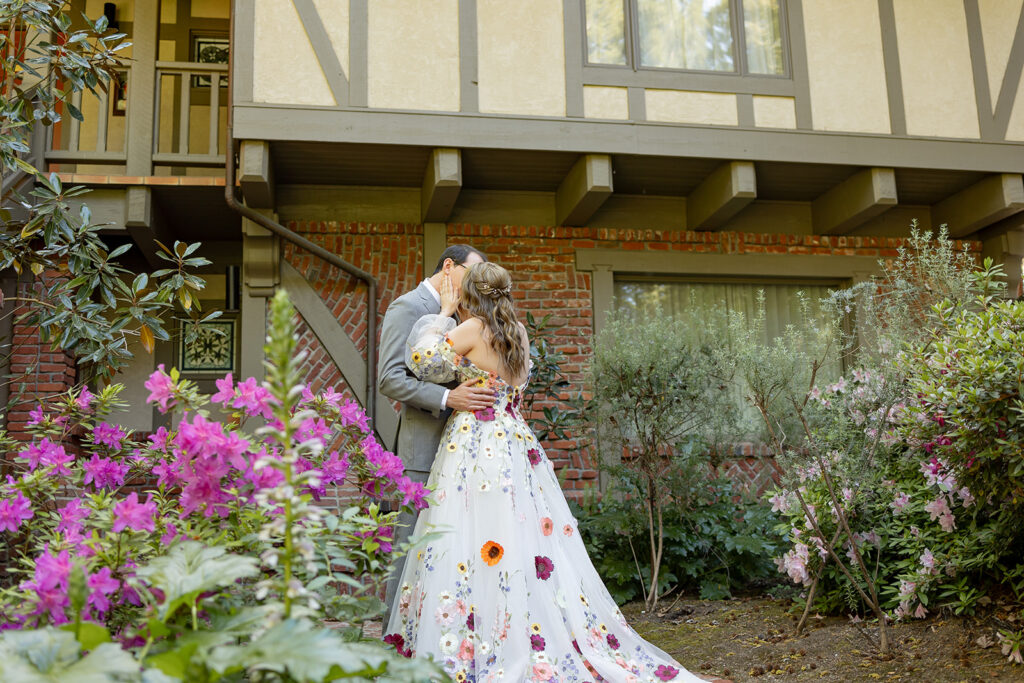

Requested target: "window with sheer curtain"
[
  {"left": 585, "top": 0, "right": 785, "bottom": 76},
  {"left": 613, "top": 277, "right": 844, "bottom": 431}
]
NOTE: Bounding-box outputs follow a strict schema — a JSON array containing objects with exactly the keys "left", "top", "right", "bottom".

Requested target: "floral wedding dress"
[{"left": 384, "top": 315, "right": 700, "bottom": 683}]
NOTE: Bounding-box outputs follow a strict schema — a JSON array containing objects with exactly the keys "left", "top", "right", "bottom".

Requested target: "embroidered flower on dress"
[
  {"left": 411, "top": 352, "right": 422, "bottom": 364},
  {"left": 481, "top": 541, "right": 504, "bottom": 566},
  {"left": 457, "top": 561, "right": 468, "bottom": 574},
  {"left": 527, "top": 449, "right": 541, "bottom": 466},
  {"left": 563, "top": 524, "right": 574, "bottom": 536},
  {"left": 535, "top": 555, "right": 554, "bottom": 580},
  {"left": 439, "top": 632, "right": 459, "bottom": 655},
  {"left": 655, "top": 664, "right": 680, "bottom": 680},
  {"left": 607, "top": 633, "right": 620, "bottom": 650},
  {"left": 530, "top": 634, "right": 546, "bottom": 651},
  {"left": 530, "top": 622, "right": 542, "bottom": 634},
  {"left": 475, "top": 406, "right": 496, "bottom": 422},
  {"left": 540, "top": 517, "right": 553, "bottom": 536}
]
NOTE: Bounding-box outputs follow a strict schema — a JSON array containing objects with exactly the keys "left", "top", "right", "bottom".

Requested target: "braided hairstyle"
[{"left": 460, "top": 262, "right": 527, "bottom": 380}]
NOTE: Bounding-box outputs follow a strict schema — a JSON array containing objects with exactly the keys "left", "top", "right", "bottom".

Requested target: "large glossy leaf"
[
  {"left": 0, "top": 628, "right": 140, "bottom": 682},
  {"left": 205, "top": 618, "right": 400, "bottom": 681},
  {"left": 135, "top": 541, "right": 259, "bottom": 622}
]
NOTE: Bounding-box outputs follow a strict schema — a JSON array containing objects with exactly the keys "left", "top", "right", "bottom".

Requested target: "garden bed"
[{"left": 627, "top": 597, "right": 1020, "bottom": 682}]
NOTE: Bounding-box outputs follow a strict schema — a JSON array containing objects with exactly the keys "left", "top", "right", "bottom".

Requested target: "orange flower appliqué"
[
  {"left": 540, "top": 517, "right": 553, "bottom": 536},
  {"left": 480, "top": 540, "right": 504, "bottom": 566}
]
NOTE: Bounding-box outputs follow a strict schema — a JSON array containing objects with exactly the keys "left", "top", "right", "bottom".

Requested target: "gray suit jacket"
[{"left": 378, "top": 282, "right": 456, "bottom": 473}]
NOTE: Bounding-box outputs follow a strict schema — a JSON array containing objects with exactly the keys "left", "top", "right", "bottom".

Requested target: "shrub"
[
  {"left": 588, "top": 308, "right": 740, "bottom": 609},
  {"left": 0, "top": 291, "right": 438, "bottom": 680},
  {"left": 571, "top": 473, "right": 782, "bottom": 604}
]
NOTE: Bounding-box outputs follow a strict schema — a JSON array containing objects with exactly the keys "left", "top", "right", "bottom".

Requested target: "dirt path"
[{"left": 627, "top": 597, "right": 1020, "bottom": 683}]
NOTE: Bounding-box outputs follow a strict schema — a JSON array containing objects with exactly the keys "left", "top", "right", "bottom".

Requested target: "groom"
[{"left": 378, "top": 244, "right": 496, "bottom": 610}]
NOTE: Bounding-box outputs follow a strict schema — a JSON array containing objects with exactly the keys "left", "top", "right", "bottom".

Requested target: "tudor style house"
[{"left": 13, "top": 0, "right": 1024, "bottom": 494}]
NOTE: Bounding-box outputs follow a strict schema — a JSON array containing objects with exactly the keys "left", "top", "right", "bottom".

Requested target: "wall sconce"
[{"left": 103, "top": 3, "right": 119, "bottom": 30}]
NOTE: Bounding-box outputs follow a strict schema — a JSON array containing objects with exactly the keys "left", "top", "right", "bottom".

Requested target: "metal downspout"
[{"left": 222, "top": 0, "right": 378, "bottom": 426}]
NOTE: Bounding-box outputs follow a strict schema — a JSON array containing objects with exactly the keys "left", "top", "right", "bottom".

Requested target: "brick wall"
[
  {"left": 4, "top": 280, "right": 77, "bottom": 444},
  {"left": 282, "top": 220, "right": 980, "bottom": 497}
]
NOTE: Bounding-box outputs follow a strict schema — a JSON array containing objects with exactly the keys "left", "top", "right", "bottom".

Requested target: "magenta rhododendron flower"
[
  {"left": 82, "top": 455, "right": 129, "bottom": 490},
  {"left": 148, "top": 426, "right": 170, "bottom": 451},
  {"left": 75, "top": 386, "right": 95, "bottom": 413},
  {"left": 0, "top": 491, "right": 33, "bottom": 532},
  {"left": 339, "top": 399, "right": 370, "bottom": 432},
  {"left": 112, "top": 493, "right": 157, "bottom": 533},
  {"left": 890, "top": 491, "right": 910, "bottom": 512},
  {"left": 298, "top": 417, "right": 330, "bottom": 444},
  {"left": 56, "top": 499, "right": 90, "bottom": 534},
  {"left": 211, "top": 372, "right": 235, "bottom": 405},
  {"left": 27, "top": 405, "right": 44, "bottom": 426},
  {"left": 144, "top": 364, "right": 176, "bottom": 412},
  {"left": 233, "top": 377, "right": 274, "bottom": 418},
  {"left": 396, "top": 476, "right": 429, "bottom": 509},
  {"left": 86, "top": 567, "right": 120, "bottom": 614},
  {"left": 93, "top": 423, "right": 127, "bottom": 450}
]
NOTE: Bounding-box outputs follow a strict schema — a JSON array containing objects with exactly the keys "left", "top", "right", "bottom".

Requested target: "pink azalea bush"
[
  {"left": 0, "top": 291, "right": 437, "bottom": 680},
  {"left": 761, "top": 239, "right": 1023, "bottom": 656}
]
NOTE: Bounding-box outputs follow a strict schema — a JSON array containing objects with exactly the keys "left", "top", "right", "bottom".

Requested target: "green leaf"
[
  {"left": 146, "top": 642, "right": 197, "bottom": 680},
  {"left": 135, "top": 542, "right": 259, "bottom": 623},
  {"left": 59, "top": 623, "right": 112, "bottom": 651},
  {"left": 0, "top": 629, "right": 139, "bottom": 682},
  {"left": 205, "top": 619, "right": 391, "bottom": 680}
]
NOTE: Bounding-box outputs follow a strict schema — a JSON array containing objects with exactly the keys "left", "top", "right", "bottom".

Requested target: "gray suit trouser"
[{"left": 385, "top": 468, "right": 431, "bottom": 615}]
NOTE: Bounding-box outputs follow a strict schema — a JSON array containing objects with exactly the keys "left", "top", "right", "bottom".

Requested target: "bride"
[{"left": 384, "top": 262, "right": 700, "bottom": 683}]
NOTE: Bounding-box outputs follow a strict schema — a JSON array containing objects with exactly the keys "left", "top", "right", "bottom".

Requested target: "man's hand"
[{"left": 446, "top": 377, "right": 497, "bottom": 412}]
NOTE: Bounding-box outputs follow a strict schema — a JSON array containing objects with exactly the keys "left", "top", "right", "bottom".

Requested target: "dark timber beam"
[
  {"left": 556, "top": 154, "right": 613, "bottom": 226},
  {"left": 125, "top": 187, "right": 173, "bottom": 269},
  {"left": 686, "top": 161, "right": 756, "bottom": 230},
  {"left": 239, "top": 140, "right": 275, "bottom": 209},
  {"left": 932, "top": 174, "right": 1024, "bottom": 238},
  {"left": 812, "top": 167, "right": 898, "bottom": 235},
  {"left": 421, "top": 148, "right": 462, "bottom": 223}
]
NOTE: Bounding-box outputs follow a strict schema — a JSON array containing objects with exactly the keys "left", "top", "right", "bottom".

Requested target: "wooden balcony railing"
[{"left": 44, "top": 61, "right": 227, "bottom": 170}]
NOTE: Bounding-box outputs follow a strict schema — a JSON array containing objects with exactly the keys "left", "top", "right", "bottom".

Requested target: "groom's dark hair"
[{"left": 432, "top": 244, "right": 487, "bottom": 275}]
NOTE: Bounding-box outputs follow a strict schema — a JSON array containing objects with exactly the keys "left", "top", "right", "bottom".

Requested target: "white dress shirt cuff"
[{"left": 441, "top": 389, "right": 450, "bottom": 411}]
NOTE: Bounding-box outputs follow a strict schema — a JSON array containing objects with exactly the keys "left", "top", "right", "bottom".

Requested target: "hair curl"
[{"left": 460, "top": 262, "right": 527, "bottom": 380}]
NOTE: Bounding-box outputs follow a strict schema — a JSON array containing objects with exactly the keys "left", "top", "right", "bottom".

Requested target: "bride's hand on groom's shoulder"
[
  {"left": 447, "top": 377, "right": 496, "bottom": 412},
  {"left": 440, "top": 274, "right": 460, "bottom": 317}
]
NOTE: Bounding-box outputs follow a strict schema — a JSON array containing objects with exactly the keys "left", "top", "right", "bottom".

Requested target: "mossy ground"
[{"left": 627, "top": 597, "right": 1021, "bottom": 683}]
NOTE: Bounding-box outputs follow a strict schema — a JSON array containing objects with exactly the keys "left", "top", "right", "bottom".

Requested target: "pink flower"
[
  {"left": 56, "top": 499, "right": 90, "bottom": 534},
  {"left": 86, "top": 567, "right": 119, "bottom": 614},
  {"left": 890, "top": 492, "right": 910, "bottom": 512},
  {"left": 607, "top": 633, "right": 620, "bottom": 649},
  {"left": 913, "top": 603, "right": 928, "bottom": 619},
  {"left": 233, "top": 377, "right": 274, "bottom": 418},
  {"left": 148, "top": 426, "right": 170, "bottom": 451},
  {"left": 938, "top": 511, "right": 957, "bottom": 532},
  {"left": 474, "top": 406, "right": 495, "bottom": 422},
  {"left": 321, "top": 451, "right": 350, "bottom": 484},
  {"left": 655, "top": 664, "right": 680, "bottom": 681},
  {"left": 527, "top": 449, "right": 542, "bottom": 466},
  {"left": 396, "top": 476, "right": 429, "bottom": 509},
  {"left": 27, "top": 405, "right": 44, "bottom": 426},
  {"left": 211, "top": 373, "right": 235, "bottom": 405},
  {"left": 920, "top": 548, "right": 936, "bottom": 573},
  {"left": 82, "top": 455, "right": 129, "bottom": 490},
  {"left": 75, "top": 386, "right": 95, "bottom": 413},
  {"left": 144, "top": 364, "right": 176, "bottom": 412},
  {"left": 298, "top": 417, "right": 331, "bottom": 444},
  {"left": 534, "top": 555, "right": 554, "bottom": 580},
  {"left": 111, "top": 493, "right": 156, "bottom": 533},
  {"left": 531, "top": 662, "right": 554, "bottom": 681},
  {"left": 160, "top": 523, "right": 178, "bottom": 545},
  {"left": 924, "top": 496, "right": 950, "bottom": 522},
  {"left": 339, "top": 400, "right": 370, "bottom": 432},
  {"left": 769, "top": 492, "right": 791, "bottom": 513},
  {"left": 0, "top": 491, "right": 33, "bottom": 532},
  {"left": 540, "top": 517, "right": 553, "bottom": 536},
  {"left": 530, "top": 634, "right": 546, "bottom": 651},
  {"left": 92, "top": 423, "right": 127, "bottom": 450},
  {"left": 457, "top": 637, "right": 474, "bottom": 661}
]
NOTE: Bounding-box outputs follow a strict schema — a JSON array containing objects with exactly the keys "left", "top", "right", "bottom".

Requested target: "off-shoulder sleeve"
[{"left": 406, "top": 314, "right": 458, "bottom": 384}]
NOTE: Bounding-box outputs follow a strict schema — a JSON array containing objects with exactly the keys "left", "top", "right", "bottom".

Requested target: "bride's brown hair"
[{"left": 460, "top": 262, "right": 527, "bottom": 379}]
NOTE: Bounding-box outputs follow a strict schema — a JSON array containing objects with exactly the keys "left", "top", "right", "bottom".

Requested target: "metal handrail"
[{"left": 223, "top": 0, "right": 379, "bottom": 426}]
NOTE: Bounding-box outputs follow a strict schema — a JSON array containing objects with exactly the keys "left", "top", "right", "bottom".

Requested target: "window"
[
  {"left": 585, "top": 0, "right": 785, "bottom": 76},
  {"left": 614, "top": 276, "right": 844, "bottom": 431}
]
